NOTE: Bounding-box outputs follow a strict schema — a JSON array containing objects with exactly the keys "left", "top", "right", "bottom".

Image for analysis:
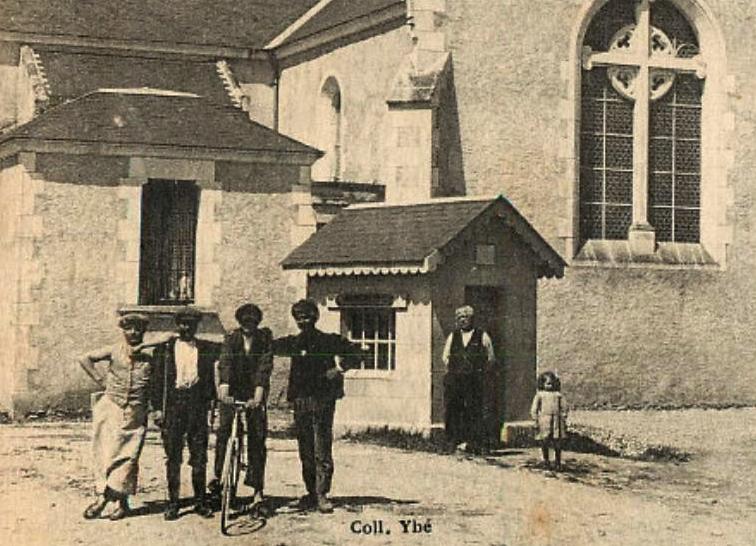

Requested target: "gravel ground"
[{"left": 1, "top": 409, "right": 755, "bottom": 545}]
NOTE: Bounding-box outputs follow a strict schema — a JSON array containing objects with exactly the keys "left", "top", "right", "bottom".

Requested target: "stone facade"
[
  {"left": 429, "top": 0, "right": 753, "bottom": 407},
  {"left": 0, "top": 152, "right": 312, "bottom": 415},
  {"left": 278, "top": 26, "right": 414, "bottom": 186}
]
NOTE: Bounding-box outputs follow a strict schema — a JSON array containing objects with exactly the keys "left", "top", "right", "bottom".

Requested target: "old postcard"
[{"left": 0, "top": 0, "right": 754, "bottom": 544}]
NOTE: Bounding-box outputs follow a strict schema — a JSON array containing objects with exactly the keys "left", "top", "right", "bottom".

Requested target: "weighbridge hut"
[{"left": 281, "top": 195, "right": 566, "bottom": 439}]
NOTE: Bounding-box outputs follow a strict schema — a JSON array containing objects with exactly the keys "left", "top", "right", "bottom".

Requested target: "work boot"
[
  {"left": 164, "top": 502, "right": 180, "bottom": 521},
  {"left": 109, "top": 497, "right": 130, "bottom": 521},
  {"left": 83, "top": 495, "right": 109, "bottom": 520},
  {"left": 192, "top": 470, "right": 213, "bottom": 518},
  {"left": 316, "top": 495, "right": 334, "bottom": 514},
  {"left": 295, "top": 492, "right": 316, "bottom": 511},
  {"left": 194, "top": 499, "right": 213, "bottom": 518}
]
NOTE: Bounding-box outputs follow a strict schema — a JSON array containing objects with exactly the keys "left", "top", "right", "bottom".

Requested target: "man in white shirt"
[
  {"left": 442, "top": 305, "right": 495, "bottom": 454},
  {"left": 150, "top": 307, "right": 220, "bottom": 520}
]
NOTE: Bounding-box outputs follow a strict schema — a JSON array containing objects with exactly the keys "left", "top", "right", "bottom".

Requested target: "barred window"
[
  {"left": 579, "top": 0, "right": 704, "bottom": 244},
  {"left": 340, "top": 295, "right": 396, "bottom": 371},
  {"left": 139, "top": 180, "right": 199, "bottom": 305}
]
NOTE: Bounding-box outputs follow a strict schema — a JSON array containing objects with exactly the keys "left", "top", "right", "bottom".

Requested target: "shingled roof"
[
  {"left": 0, "top": 89, "right": 321, "bottom": 161},
  {"left": 275, "top": 0, "right": 406, "bottom": 47},
  {"left": 0, "top": 0, "right": 319, "bottom": 49},
  {"left": 282, "top": 196, "right": 566, "bottom": 278},
  {"left": 36, "top": 50, "right": 232, "bottom": 106}
]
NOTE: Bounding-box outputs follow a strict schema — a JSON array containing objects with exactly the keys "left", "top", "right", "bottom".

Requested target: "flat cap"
[
  {"left": 175, "top": 306, "right": 203, "bottom": 324},
  {"left": 118, "top": 313, "right": 149, "bottom": 329}
]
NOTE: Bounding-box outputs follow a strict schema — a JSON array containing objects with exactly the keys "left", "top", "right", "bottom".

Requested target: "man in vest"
[
  {"left": 442, "top": 305, "right": 496, "bottom": 455},
  {"left": 210, "top": 303, "right": 274, "bottom": 516},
  {"left": 150, "top": 307, "right": 219, "bottom": 520}
]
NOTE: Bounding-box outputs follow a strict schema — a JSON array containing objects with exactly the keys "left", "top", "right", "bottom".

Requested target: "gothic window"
[
  {"left": 579, "top": 0, "right": 704, "bottom": 245},
  {"left": 312, "top": 76, "right": 343, "bottom": 182},
  {"left": 139, "top": 180, "right": 199, "bottom": 305}
]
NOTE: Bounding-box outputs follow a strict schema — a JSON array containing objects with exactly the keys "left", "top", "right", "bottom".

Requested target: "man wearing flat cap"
[
  {"left": 442, "top": 305, "right": 495, "bottom": 454},
  {"left": 80, "top": 313, "right": 161, "bottom": 521},
  {"left": 149, "top": 306, "right": 220, "bottom": 520},
  {"left": 210, "top": 303, "right": 273, "bottom": 515},
  {"left": 272, "top": 299, "right": 364, "bottom": 514}
]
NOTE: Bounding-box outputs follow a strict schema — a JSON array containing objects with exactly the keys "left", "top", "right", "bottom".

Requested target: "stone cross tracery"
[{"left": 581, "top": 0, "right": 705, "bottom": 249}]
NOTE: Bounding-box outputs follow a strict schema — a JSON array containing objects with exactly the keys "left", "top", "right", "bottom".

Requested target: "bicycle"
[{"left": 220, "top": 401, "right": 247, "bottom": 535}]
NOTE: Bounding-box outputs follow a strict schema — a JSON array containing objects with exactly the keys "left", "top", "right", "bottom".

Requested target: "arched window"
[
  {"left": 578, "top": 0, "right": 706, "bottom": 248},
  {"left": 312, "top": 76, "right": 343, "bottom": 182}
]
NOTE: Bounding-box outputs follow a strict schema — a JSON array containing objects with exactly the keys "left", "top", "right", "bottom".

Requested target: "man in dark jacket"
[
  {"left": 442, "top": 305, "right": 495, "bottom": 455},
  {"left": 150, "top": 307, "right": 220, "bottom": 520},
  {"left": 273, "top": 299, "right": 363, "bottom": 514},
  {"left": 210, "top": 303, "right": 273, "bottom": 515}
]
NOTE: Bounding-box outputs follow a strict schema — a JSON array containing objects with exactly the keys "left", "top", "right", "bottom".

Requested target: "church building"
[{"left": 1, "top": 0, "right": 754, "bottom": 420}]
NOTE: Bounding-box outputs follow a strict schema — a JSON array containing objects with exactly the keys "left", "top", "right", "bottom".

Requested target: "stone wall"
[
  {"left": 18, "top": 158, "right": 125, "bottom": 413},
  {"left": 307, "top": 275, "right": 434, "bottom": 432},
  {"left": 213, "top": 162, "right": 308, "bottom": 337},
  {"left": 439, "top": 0, "right": 756, "bottom": 407},
  {"left": 278, "top": 26, "right": 414, "bottom": 184},
  {"left": 1, "top": 154, "right": 309, "bottom": 414}
]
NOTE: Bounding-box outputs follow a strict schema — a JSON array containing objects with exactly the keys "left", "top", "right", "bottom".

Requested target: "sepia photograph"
[{"left": 0, "top": 0, "right": 754, "bottom": 544}]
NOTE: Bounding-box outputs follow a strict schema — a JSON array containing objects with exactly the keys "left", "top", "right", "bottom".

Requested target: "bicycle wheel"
[{"left": 220, "top": 436, "right": 239, "bottom": 535}]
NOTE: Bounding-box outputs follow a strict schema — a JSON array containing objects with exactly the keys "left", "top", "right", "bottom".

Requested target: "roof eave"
[
  {"left": 281, "top": 261, "right": 428, "bottom": 277},
  {"left": 0, "top": 30, "right": 261, "bottom": 60},
  {"left": 0, "top": 138, "right": 322, "bottom": 165}
]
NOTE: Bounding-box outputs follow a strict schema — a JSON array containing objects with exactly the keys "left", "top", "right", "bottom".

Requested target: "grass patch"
[{"left": 342, "top": 427, "right": 453, "bottom": 454}]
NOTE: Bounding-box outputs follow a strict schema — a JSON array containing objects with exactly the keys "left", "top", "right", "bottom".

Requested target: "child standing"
[{"left": 530, "top": 371, "right": 568, "bottom": 470}]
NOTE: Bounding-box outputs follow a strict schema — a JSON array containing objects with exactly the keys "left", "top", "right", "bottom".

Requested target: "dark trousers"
[
  {"left": 215, "top": 404, "right": 268, "bottom": 492},
  {"left": 444, "top": 371, "right": 485, "bottom": 447},
  {"left": 161, "top": 392, "right": 209, "bottom": 504},
  {"left": 293, "top": 399, "right": 336, "bottom": 497}
]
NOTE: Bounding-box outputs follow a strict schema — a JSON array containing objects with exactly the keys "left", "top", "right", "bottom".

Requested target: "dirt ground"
[{"left": 1, "top": 409, "right": 755, "bottom": 546}]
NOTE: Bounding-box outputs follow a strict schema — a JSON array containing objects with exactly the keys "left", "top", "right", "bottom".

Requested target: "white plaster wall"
[
  {"left": 0, "top": 167, "right": 21, "bottom": 411},
  {"left": 278, "top": 27, "right": 414, "bottom": 184},
  {"left": 310, "top": 276, "right": 434, "bottom": 431}
]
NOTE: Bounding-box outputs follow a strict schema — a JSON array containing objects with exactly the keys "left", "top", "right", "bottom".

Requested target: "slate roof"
[
  {"left": 0, "top": 0, "right": 319, "bottom": 49},
  {"left": 280, "top": 0, "right": 406, "bottom": 46},
  {"left": 282, "top": 196, "right": 566, "bottom": 278},
  {"left": 37, "top": 50, "right": 232, "bottom": 106},
  {"left": 0, "top": 89, "right": 321, "bottom": 158}
]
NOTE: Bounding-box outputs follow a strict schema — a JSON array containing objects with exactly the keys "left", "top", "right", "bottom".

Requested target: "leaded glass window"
[{"left": 579, "top": 0, "right": 704, "bottom": 245}]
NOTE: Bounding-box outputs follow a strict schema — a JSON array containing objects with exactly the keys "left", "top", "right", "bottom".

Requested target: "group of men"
[
  {"left": 78, "top": 299, "right": 495, "bottom": 522},
  {"left": 79, "top": 299, "right": 362, "bottom": 521}
]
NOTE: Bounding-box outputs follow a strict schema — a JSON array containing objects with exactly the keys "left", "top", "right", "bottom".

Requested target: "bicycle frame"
[{"left": 220, "top": 402, "right": 247, "bottom": 535}]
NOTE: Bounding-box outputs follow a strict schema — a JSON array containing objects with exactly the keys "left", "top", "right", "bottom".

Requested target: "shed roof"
[
  {"left": 0, "top": 88, "right": 321, "bottom": 161},
  {"left": 0, "top": 0, "right": 319, "bottom": 49},
  {"left": 282, "top": 196, "right": 567, "bottom": 278}
]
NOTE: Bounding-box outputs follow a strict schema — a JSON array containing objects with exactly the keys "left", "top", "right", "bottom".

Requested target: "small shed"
[{"left": 282, "top": 195, "right": 566, "bottom": 438}]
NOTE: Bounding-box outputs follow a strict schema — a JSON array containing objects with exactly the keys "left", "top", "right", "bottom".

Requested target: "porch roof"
[
  {"left": 281, "top": 195, "right": 567, "bottom": 279},
  {"left": 0, "top": 89, "right": 321, "bottom": 163}
]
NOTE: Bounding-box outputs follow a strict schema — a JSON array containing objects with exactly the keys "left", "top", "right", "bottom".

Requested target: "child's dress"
[{"left": 530, "top": 391, "right": 568, "bottom": 441}]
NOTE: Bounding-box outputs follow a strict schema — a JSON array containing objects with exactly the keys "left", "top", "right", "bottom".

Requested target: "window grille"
[
  {"left": 139, "top": 180, "right": 199, "bottom": 305},
  {"left": 343, "top": 307, "right": 396, "bottom": 371}
]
